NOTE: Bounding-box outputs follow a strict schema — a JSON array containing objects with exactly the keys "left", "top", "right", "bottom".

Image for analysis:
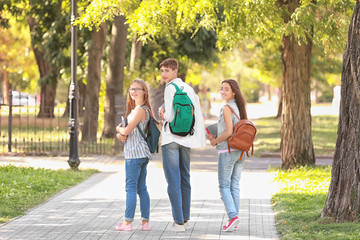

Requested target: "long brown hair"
[
  {"left": 222, "top": 79, "right": 248, "bottom": 120},
  {"left": 125, "top": 79, "right": 154, "bottom": 118}
]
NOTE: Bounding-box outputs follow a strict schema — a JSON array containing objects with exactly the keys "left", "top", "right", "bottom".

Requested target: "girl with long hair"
[
  {"left": 115, "top": 79, "right": 154, "bottom": 231},
  {"left": 206, "top": 79, "right": 248, "bottom": 232}
]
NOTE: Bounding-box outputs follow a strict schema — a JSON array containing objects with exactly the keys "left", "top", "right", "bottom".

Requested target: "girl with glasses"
[{"left": 115, "top": 79, "right": 155, "bottom": 231}]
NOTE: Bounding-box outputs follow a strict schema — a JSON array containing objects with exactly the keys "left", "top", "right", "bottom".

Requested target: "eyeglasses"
[{"left": 129, "top": 88, "right": 144, "bottom": 92}]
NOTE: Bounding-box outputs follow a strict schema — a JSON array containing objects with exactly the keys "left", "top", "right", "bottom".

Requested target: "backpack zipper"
[{"left": 174, "top": 107, "right": 179, "bottom": 125}]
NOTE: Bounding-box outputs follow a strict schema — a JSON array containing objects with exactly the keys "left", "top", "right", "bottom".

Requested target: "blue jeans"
[
  {"left": 125, "top": 157, "right": 150, "bottom": 222},
  {"left": 162, "top": 142, "right": 191, "bottom": 224},
  {"left": 218, "top": 151, "right": 245, "bottom": 220}
]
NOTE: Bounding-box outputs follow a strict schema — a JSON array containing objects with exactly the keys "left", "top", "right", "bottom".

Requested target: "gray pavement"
[{"left": 0, "top": 145, "right": 333, "bottom": 240}]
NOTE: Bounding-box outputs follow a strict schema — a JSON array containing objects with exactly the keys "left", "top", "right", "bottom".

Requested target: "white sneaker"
[
  {"left": 184, "top": 221, "right": 190, "bottom": 229},
  {"left": 169, "top": 222, "right": 186, "bottom": 232}
]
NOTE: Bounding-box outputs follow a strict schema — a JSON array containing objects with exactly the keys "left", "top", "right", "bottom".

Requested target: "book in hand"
[
  {"left": 206, "top": 123, "right": 217, "bottom": 137},
  {"left": 121, "top": 116, "right": 128, "bottom": 127}
]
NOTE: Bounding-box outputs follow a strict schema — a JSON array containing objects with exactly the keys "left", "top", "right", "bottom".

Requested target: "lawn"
[
  {"left": 0, "top": 165, "right": 98, "bottom": 223},
  {"left": 272, "top": 166, "right": 360, "bottom": 239},
  {"left": 254, "top": 115, "right": 338, "bottom": 157}
]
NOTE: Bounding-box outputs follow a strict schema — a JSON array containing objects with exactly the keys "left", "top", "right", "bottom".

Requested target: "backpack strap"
[
  {"left": 226, "top": 105, "right": 241, "bottom": 121},
  {"left": 136, "top": 106, "right": 150, "bottom": 141},
  {"left": 137, "top": 125, "right": 146, "bottom": 141},
  {"left": 239, "top": 151, "right": 244, "bottom": 161},
  {"left": 170, "top": 82, "right": 180, "bottom": 91},
  {"left": 227, "top": 105, "right": 240, "bottom": 154}
]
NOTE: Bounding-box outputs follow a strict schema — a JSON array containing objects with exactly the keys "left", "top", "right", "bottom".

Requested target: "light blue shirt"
[
  {"left": 124, "top": 106, "right": 152, "bottom": 160},
  {"left": 216, "top": 99, "right": 241, "bottom": 151}
]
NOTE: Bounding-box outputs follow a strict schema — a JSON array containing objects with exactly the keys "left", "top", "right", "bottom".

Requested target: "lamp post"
[{"left": 68, "top": 0, "right": 80, "bottom": 170}]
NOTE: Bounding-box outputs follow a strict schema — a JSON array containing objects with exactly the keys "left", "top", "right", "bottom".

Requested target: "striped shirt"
[{"left": 124, "top": 106, "right": 152, "bottom": 160}]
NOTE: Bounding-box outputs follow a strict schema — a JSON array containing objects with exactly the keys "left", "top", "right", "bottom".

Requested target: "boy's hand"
[{"left": 158, "top": 106, "right": 165, "bottom": 121}]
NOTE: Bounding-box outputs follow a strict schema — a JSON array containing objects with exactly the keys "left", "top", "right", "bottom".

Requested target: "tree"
[
  {"left": 279, "top": 1, "right": 316, "bottom": 168},
  {"left": 0, "top": 17, "right": 39, "bottom": 102},
  {"left": 26, "top": 0, "right": 71, "bottom": 118},
  {"left": 102, "top": 15, "right": 128, "bottom": 138},
  {"left": 321, "top": 1, "right": 360, "bottom": 222},
  {"left": 81, "top": 23, "right": 107, "bottom": 142},
  {"left": 123, "top": 0, "right": 353, "bottom": 168}
]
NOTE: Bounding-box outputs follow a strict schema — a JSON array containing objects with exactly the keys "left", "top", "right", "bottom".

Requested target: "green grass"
[
  {"left": 0, "top": 165, "right": 98, "bottom": 223},
  {"left": 272, "top": 166, "right": 360, "bottom": 240},
  {"left": 254, "top": 115, "right": 338, "bottom": 157}
]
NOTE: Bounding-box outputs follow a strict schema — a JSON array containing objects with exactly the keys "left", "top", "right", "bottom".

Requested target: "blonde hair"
[{"left": 125, "top": 79, "right": 154, "bottom": 118}]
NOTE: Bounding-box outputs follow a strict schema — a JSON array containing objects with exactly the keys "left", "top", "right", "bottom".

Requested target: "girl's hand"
[
  {"left": 116, "top": 133, "right": 127, "bottom": 143},
  {"left": 206, "top": 133, "right": 215, "bottom": 141},
  {"left": 210, "top": 138, "right": 217, "bottom": 147}
]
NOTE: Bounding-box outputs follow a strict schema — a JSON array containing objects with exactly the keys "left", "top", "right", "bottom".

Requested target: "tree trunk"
[
  {"left": 38, "top": 84, "right": 56, "bottom": 118},
  {"left": 129, "top": 33, "right": 142, "bottom": 71},
  {"left": 1, "top": 65, "right": 10, "bottom": 105},
  {"left": 280, "top": 0, "right": 315, "bottom": 169},
  {"left": 276, "top": 87, "right": 282, "bottom": 119},
  {"left": 280, "top": 33, "right": 315, "bottom": 168},
  {"left": 321, "top": 1, "right": 360, "bottom": 222},
  {"left": 81, "top": 23, "right": 107, "bottom": 142},
  {"left": 150, "top": 82, "right": 165, "bottom": 120},
  {"left": 27, "top": 16, "right": 56, "bottom": 118},
  {"left": 103, "top": 16, "right": 128, "bottom": 138}
]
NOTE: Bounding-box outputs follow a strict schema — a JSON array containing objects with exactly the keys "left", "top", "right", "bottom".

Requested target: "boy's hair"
[{"left": 160, "top": 58, "right": 178, "bottom": 70}]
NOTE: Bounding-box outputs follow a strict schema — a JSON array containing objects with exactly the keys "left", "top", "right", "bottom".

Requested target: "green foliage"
[
  {"left": 0, "top": 17, "right": 39, "bottom": 92},
  {"left": 125, "top": 27, "right": 218, "bottom": 89},
  {"left": 175, "top": 27, "right": 218, "bottom": 64},
  {"left": 0, "top": 0, "right": 24, "bottom": 28},
  {"left": 0, "top": 165, "right": 98, "bottom": 223},
  {"left": 272, "top": 166, "right": 360, "bottom": 239},
  {"left": 245, "top": 40, "right": 282, "bottom": 88},
  {"left": 126, "top": 0, "right": 217, "bottom": 43},
  {"left": 204, "top": 48, "right": 262, "bottom": 102}
]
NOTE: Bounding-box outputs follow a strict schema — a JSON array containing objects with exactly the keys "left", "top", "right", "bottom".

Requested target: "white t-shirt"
[{"left": 161, "top": 78, "right": 206, "bottom": 149}]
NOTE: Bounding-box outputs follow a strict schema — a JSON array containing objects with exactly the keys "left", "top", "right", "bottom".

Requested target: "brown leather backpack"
[{"left": 227, "top": 105, "right": 257, "bottom": 160}]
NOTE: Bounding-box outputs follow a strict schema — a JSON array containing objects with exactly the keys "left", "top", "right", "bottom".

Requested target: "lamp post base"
[{"left": 68, "top": 157, "right": 80, "bottom": 170}]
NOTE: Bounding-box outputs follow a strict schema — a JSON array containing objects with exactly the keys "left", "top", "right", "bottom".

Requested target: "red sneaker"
[{"left": 223, "top": 216, "right": 239, "bottom": 232}]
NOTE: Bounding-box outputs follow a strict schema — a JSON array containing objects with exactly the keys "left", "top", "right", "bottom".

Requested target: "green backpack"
[{"left": 168, "top": 82, "right": 195, "bottom": 136}]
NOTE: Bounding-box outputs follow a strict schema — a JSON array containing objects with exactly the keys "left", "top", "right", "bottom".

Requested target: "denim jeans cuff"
[
  {"left": 125, "top": 217, "right": 134, "bottom": 222},
  {"left": 141, "top": 217, "right": 149, "bottom": 221}
]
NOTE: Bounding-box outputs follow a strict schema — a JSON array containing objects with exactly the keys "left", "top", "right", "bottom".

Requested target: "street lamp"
[{"left": 68, "top": 0, "right": 80, "bottom": 170}]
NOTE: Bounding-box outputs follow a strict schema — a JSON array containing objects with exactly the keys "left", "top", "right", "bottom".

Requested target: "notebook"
[{"left": 206, "top": 123, "right": 217, "bottom": 137}]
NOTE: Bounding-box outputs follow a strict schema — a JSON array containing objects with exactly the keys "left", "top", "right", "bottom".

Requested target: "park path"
[{"left": 0, "top": 143, "right": 286, "bottom": 240}]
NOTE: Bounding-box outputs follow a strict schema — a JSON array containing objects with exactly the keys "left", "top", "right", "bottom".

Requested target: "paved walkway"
[{"left": 0, "top": 145, "right": 333, "bottom": 240}]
